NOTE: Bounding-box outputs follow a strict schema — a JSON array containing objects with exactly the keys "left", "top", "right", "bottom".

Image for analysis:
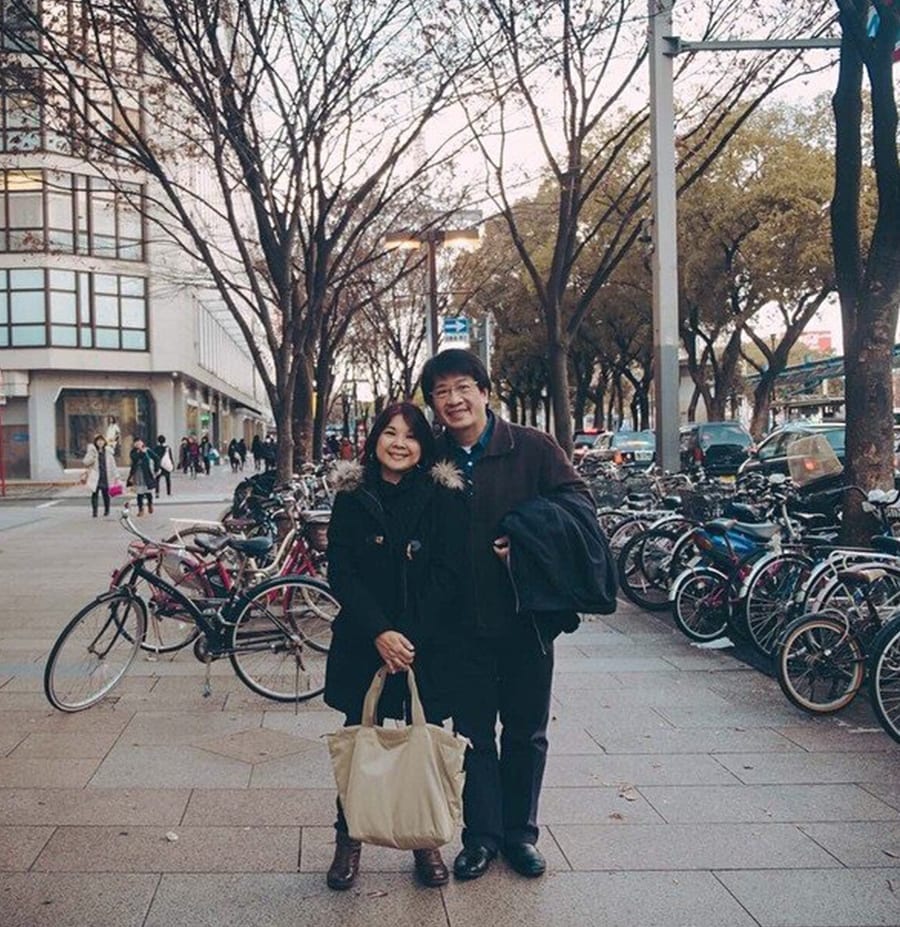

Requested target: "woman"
[
  {"left": 154, "top": 435, "right": 175, "bottom": 498},
  {"left": 251, "top": 434, "right": 263, "bottom": 471},
  {"left": 324, "top": 402, "right": 466, "bottom": 892},
  {"left": 83, "top": 434, "right": 119, "bottom": 517},
  {"left": 227, "top": 438, "right": 241, "bottom": 472},
  {"left": 127, "top": 438, "right": 157, "bottom": 516}
]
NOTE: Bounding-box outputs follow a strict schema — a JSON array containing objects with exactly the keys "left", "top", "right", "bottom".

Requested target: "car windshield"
[
  {"left": 612, "top": 432, "right": 655, "bottom": 449},
  {"left": 574, "top": 433, "right": 600, "bottom": 448},
  {"left": 699, "top": 423, "right": 751, "bottom": 448}
]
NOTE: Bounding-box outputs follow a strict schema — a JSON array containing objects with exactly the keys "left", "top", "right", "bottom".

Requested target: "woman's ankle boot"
[
  {"left": 413, "top": 848, "right": 449, "bottom": 887},
  {"left": 326, "top": 833, "right": 361, "bottom": 890}
]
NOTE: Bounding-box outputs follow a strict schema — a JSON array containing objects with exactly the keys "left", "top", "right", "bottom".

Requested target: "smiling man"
[{"left": 420, "top": 348, "right": 589, "bottom": 881}]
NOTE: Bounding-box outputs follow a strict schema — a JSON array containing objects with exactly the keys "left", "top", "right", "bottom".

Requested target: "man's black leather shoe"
[
  {"left": 503, "top": 842, "right": 546, "bottom": 877},
  {"left": 453, "top": 845, "right": 497, "bottom": 880}
]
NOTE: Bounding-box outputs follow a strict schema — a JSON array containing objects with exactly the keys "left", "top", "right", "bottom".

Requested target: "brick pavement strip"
[{"left": 0, "top": 479, "right": 899, "bottom": 926}]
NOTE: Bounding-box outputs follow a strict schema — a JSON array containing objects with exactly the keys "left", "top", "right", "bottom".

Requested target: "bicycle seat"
[
  {"left": 228, "top": 536, "right": 275, "bottom": 557},
  {"left": 732, "top": 522, "right": 780, "bottom": 541},
  {"left": 303, "top": 510, "right": 331, "bottom": 525},
  {"left": 835, "top": 568, "right": 887, "bottom": 588},
  {"left": 872, "top": 535, "right": 900, "bottom": 556}
]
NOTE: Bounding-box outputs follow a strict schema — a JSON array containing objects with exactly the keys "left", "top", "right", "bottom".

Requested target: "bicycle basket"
[
  {"left": 304, "top": 511, "right": 331, "bottom": 553},
  {"left": 590, "top": 479, "right": 628, "bottom": 509},
  {"left": 678, "top": 489, "right": 726, "bottom": 523}
]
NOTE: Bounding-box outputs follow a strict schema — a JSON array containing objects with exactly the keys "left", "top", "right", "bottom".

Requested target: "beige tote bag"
[{"left": 326, "top": 666, "right": 467, "bottom": 850}]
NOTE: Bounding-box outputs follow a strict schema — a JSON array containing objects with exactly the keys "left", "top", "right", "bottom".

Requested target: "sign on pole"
[{"left": 441, "top": 316, "right": 471, "bottom": 348}]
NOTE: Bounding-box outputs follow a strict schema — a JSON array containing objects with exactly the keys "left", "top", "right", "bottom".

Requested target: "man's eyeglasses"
[{"left": 432, "top": 381, "right": 480, "bottom": 403}]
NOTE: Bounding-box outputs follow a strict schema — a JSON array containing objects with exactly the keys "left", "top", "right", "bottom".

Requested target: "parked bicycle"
[{"left": 43, "top": 503, "right": 338, "bottom": 712}]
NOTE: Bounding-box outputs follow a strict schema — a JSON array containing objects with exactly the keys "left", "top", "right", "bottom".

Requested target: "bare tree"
[
  {"left": 454, "top": 0, "right": 835, "bottom": 454},
  {"left": 5, "top": 0, "right": 478, "bottom": 474}
]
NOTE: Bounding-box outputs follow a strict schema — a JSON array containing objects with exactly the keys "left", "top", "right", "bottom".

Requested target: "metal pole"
[
  {"left": 648, "top": 0, "right": 681, "bottom": 472},
  {"left": 425, "top": 234, "right": 440, "bottom": 357}
]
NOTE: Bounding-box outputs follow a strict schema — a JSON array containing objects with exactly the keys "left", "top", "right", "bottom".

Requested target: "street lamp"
[{"left": 385, "top": 220, "right": 481, "bottom": 357}]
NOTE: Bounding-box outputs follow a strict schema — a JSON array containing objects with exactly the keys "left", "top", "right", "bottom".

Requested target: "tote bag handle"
[{"left": 360, "top": 665, "right": 427, "bottom": 728}]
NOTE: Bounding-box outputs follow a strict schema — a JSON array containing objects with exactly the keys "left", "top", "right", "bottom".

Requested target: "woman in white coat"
[{"left": 83, "top": 434, "right": 119, "bottom": 517}]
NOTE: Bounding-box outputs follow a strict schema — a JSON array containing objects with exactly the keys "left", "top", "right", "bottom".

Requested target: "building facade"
[{"left": 0, "top": 2, "right": 270, "bottom": 480}]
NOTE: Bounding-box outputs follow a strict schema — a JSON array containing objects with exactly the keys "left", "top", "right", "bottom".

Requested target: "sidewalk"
[{"left": 0, "top": 491, "right": 899, "bottom": 927}]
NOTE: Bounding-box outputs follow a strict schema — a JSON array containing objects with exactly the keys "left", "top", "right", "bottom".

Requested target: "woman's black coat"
[{"left": 323, "top": 460, "right": 467, "bottom": 721}]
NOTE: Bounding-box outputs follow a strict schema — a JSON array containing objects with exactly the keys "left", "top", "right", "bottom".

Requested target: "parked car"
[
  {"left": 679, "top": 421, "right": 753, "bottom": 477},
  {"left": 737, "top": 422, "right": 846, "bottom": 479},
  {"left": 586, "top": 430, "right": 656, "bottom": 468},
  {"left": 573, "top": 429, "right": 609, "bottom": 464}
]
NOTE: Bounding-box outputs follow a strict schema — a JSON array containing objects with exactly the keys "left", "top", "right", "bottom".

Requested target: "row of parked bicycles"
[
  {"left": 597, "top": 461, "right": 900, "bottom": 744},
  {"left": 43, "top": 467, "right": 337, "bottom": 712}
]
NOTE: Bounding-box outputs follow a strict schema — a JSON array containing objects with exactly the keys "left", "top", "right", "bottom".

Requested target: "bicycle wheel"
[
  {"left": 775, "top": 612, "right": 865, "bottom": 714},
  {"left": 618, "top": 527, "right": 678, "bottom": 611},
  {"left": 743, "top": 554, "right": 811, "bottom": 658},
  {"left": 868, "top": 614, "right": 900, "bottom": 744},
  {"left": 112, "top": 556, "right": 201, "bottom": 655},
  {"left": 672, "top": 567, "right": 731, "bottom": 642},
  {"left": 229, "top": 575, "right": 337, "bottom": 702},
  {"left": 44, "top": 591, "right": 146, "bottom": 712},
  {"left": 607, "top": 516, "right": 651, "bottom": 557}
]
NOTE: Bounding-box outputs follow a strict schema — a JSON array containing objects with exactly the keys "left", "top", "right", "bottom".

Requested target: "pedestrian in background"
[
  {"left": 323, "top": 401, "right": 467, "bottom": 891},
  {"left": 421, "top": 348, "right": 589, "bottom": 882},
  {"left": 105, "top": 415, "right": 121, "bottom": 458},
  {"left": 227, "top": 438, "right": 241, "bottom": 472},
  {"left": 186, "top": 437, "right": 200, "bottom": 478},
  {"left": 251, "top": 434, "right": 263, "bottom": 471},
  {"left": 263, "top": 435, "right": 277, "bottom": 471},
  {"left": 127, "top": 437, "right": 158, "bottom": 515},
  {"left": 237, "top": 437, "right": 247, "bottom": 471},
  {"left": 154, "top": 435, "right": 175, "bottom": 498},
  {"left": 82, "top": 434, "right": 119, "bottom": 518},
  {"left": 199, "top": 434, "right": 212, "bottom": 475}
]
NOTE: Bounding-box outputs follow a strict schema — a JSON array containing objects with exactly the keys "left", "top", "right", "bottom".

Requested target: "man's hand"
[
  {"left": 492, "top": 535, "right": 510, "bottom": 563},
  {"left": 374, "top": 630, "right": 415, "bottom": 673}
]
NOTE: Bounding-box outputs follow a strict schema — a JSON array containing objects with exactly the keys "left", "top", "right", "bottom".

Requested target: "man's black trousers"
[{"left": 453, "top": 626, "right": 554, "bottom": 851}]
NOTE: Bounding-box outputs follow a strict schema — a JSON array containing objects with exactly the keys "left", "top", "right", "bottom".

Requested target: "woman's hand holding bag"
[{"left": 325, "top": 666, "right": 468, "bottom": 850}]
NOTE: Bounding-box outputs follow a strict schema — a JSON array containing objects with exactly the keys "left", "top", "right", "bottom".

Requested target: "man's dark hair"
[{"left": 421, "top": 349, "right": 491, "bottom": 408}]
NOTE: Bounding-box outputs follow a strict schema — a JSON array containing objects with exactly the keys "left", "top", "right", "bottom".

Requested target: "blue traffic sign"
[{"left": 442, "top": 317, "right": 470, "bottom": 335}]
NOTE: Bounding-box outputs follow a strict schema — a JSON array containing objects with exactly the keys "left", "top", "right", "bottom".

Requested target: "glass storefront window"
[{"left": 55, "top": 388, "right": 155, "bottom": 468}]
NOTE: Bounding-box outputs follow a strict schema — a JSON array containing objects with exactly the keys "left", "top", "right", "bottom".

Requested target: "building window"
[
  {"left": 55, "top": 388, "right": 155, "bottom": 469},
  {"left": 0, "top": 169, "right": 145, "bottom": 259},
  {"left": 0, "top": 0, "right": 40, "bottom": 52},
  {"left": 0, "top": 268, "right": 148, "bottom": 350}
]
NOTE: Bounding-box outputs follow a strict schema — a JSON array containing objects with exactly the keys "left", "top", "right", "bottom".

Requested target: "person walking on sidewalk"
[
  {"left": 154, "top": 435, "right": 175, "bottom": 498},
  {"left": 421, "top": 348, "right": 590, "bottom": 882},
  {"left": 323, "top": 401, "right": 467, "bottom": 892},
  {"left": 82, "top": 434, "right": 119, "bottom": 517},
  {"left": 127, "top": 437, "right": 158, "bottom": 516}
]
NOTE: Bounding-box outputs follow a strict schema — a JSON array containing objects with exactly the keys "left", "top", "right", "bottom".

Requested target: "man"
[{"left": 421, "top": 348, "right": 589, "bottom": 881}]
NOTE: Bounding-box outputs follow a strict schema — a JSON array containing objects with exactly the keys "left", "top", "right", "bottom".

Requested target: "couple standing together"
[{"left": 324, "top": 349, "right": 597, "bottom": 890}]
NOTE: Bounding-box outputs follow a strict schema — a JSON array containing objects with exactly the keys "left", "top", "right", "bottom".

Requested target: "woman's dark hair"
[
  {"left": 157, "top": 435, "right": 166, "bottom": 444},
  {"left": 362, "top": 402, "right": 435, "bottom": 472},
  {"left": 421, "top": 348, "right": 490, "bottom": 408}
]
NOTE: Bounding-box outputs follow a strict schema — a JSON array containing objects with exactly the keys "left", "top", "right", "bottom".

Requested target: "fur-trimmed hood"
[{"left": 327, "top": 458, "right": 464, "bottom": 494}]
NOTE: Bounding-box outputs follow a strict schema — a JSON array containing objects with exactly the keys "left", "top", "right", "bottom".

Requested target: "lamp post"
[{"left": 385, "top": 219, "right": 481, "bottom": 357}]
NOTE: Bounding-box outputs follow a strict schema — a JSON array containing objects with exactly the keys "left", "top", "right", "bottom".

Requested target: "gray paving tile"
[
  {"left": 9, "top": 729, "right": 122, "bottom": 758},
  {"left": 717, "top": 868, "right": 900, "bottom": 926},
  {"left": 261, "top": 708, "right": 343, "bottom": 741},
  {"left": 591, "top": 725, "right": 801, "bottom": 754},
  {"left": 0, "top": 708, "right": 134, "bottom": 734},
  {"left": 119, "top": 709, "right": 264, "bottom": 745},
  {"left": 0, "top": 826, "right": 55, "bottom": 870},
  {"left": 182, "top": 789, "right": 336, "bottom": 826},
  {"left": 249, "top": 743, "right": 337, "bottom": 789},
  {"left": 0, "top": 730, "right": 26, "bottom": 756},
  {"left": 800, "top": 822, "right": 900, "bottom": 867},
  {"left": 539, "top": 787, "right": 665, "bottom": 825},
  {"left": 441, "top": 870, "right": 758, "bottom": 927},
  {"left": 0, "top": 788, "right": 190, "bottom": 826},
  {"left": 550, "top": 822, "right": 837, "bottom": 871},
  {"left": 32, "top": 825, "right": 299, "bottom": 872},
  {"left": 642, "top": 783, "right": 900, "bottom": 823},
  {"left": 714, "top": 751, "right": 900, "bottom": 785},
  {"left": 543, "top": 752, "right": 740, "bottom": 788},
  {"left": 195, "top": 728, "right": 311, "bottom": 764},
  {"left": 0, "top": 872, "right": 159, "bottom": 927},
  {"left": 545, "top": 720, "right": 604, "bottom": 754},
  {"left": 862, "top": 780, "right": 900, "bottom": 812},
  {"left": 776, "top": 722, "right": 899, "bottom": 752},
  {"left": 88, "top": 745, "right": 251, "bottom": 789},
  {"left": 145, "top": 872, "right": 448, "bottom": 927},
  {"left": 655, "top": 702, "right": 811, "bottom": 728},
  {"left": 553, "top": 683, "right": 732, "bottom": 710},
  {"left": 0, "top": 757, "right": 101, "bottom": 788}
]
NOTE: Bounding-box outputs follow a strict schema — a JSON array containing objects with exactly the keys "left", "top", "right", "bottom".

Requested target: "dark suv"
[
  {"left": 679, "top": 421, "right": 753, "bottom": 477},
  {"left": 737, "top": 423, "right": 846, "bottom": 479}
]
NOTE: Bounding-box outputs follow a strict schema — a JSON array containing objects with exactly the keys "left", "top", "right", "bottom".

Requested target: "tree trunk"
[{"left": 548, "top": 337, "right": 572, "bottom": 453}]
